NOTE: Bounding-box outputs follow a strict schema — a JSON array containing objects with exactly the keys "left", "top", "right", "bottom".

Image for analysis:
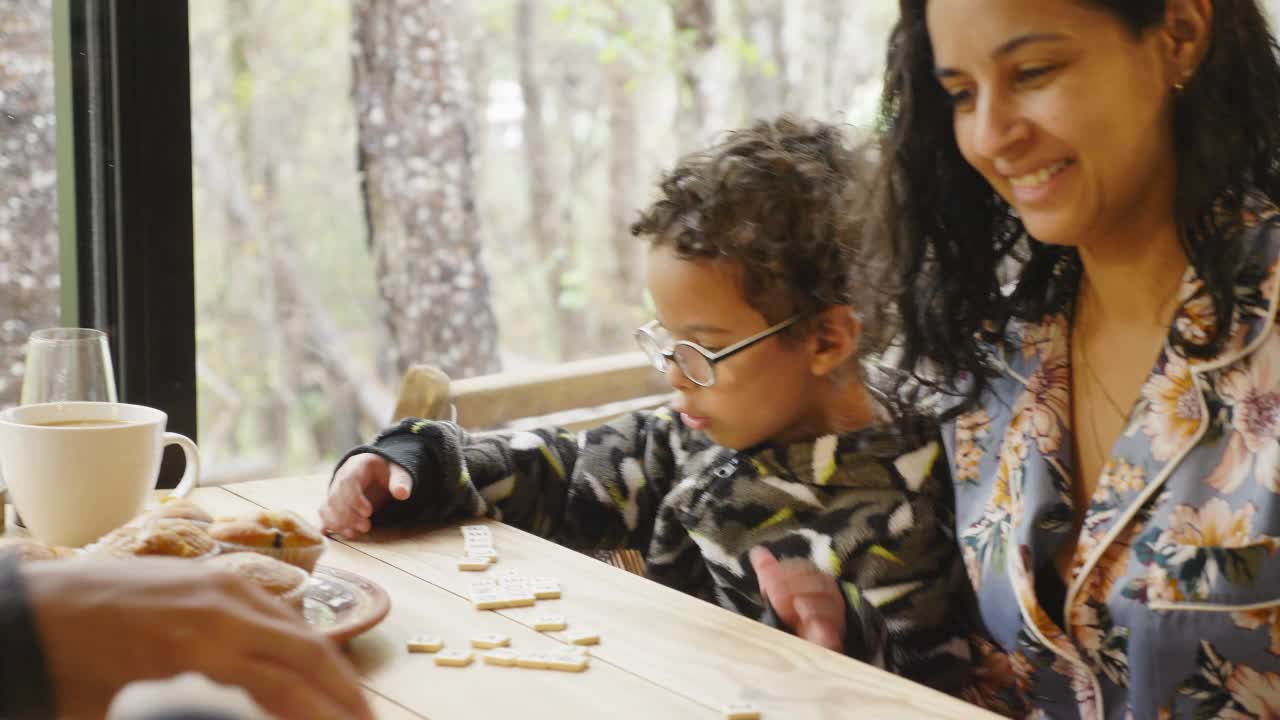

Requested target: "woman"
[{"left": 872, "top": 0, "right": 1280, "bottom": 717}]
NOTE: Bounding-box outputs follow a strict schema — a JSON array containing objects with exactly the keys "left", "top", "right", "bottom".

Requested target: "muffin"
[
  {"left": 207, "top": 510, "right": 325, "bottom": 571},
  {"left": 92, "top": 519, "right": 219, "bottom": 559},
  {"left": 206, "top": 552, "right": 308, "bottom": 611},
  {"left": 133, "top": 498, "right": 214, "bottom": 526},
  {"left": 0, "top": 537, "right": 74, "bottom": 563}
]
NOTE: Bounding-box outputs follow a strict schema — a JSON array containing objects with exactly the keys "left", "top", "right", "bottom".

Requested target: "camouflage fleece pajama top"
[{"left": 343, "top": 406, "right": 972, "bottom": 693}]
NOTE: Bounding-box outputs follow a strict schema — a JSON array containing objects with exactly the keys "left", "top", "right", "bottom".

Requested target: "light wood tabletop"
[{"left": 176, "top": 475, "right": 1000, "bottom": 720}]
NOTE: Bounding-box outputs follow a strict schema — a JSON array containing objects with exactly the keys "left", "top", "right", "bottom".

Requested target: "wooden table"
[{"left": 180, "top": 476, "right": 993, "bottom": 720}]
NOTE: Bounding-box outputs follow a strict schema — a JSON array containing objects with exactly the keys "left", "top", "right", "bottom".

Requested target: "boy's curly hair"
[{"left": 630, "top": 116, "right": 885, "bottom": 356}]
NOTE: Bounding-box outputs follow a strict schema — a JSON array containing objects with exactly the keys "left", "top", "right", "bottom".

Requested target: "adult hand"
[
  {"left": 749, "top": 546, "right": 847, "bottom": 652},
  {"left": 319, "top": 453, "right": 413, "bottom": 538},
  {"left": 25, "top": 558, "right": 373, "bottom": 720}
]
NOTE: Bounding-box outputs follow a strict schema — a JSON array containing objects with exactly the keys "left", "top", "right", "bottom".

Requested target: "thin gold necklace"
[
  {"left": 1076, "top": 329, "right": 1129, "bottom": 420},
  {"left": 1072, "top": 300, "right": 1128, "bottom": 474},
  {"left": 1073, "top": 340, "right": 1113, "bottom": 468},
  {"left": 1074, "top": 282, "right": 1133, "bottom": 421},
  {"left": 1073, "top": 265, "right": 1184, "bottom": 421}
]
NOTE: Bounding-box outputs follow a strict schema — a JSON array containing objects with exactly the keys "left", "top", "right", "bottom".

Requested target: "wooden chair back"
[
  {"left": 393, "top": 352, "right": 671, "bottom": 431},
  {"left": 392, "top": 352, "right": 671, "bottom": 576}
]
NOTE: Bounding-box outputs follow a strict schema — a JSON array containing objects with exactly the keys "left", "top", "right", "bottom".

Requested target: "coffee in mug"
[{"left": 0, "top": 402, "right": 200, "bottom": 547}]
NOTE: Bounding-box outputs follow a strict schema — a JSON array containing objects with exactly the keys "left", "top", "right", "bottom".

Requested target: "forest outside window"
[
  {"left": 0, "top": 0, "right": 60, "bottom": 406},
  {"left": 5, "top": 0, "right": 1270, "bottom": 485},
  {"left": 188, "top": 1, "right": 908, "bottom": 483}
]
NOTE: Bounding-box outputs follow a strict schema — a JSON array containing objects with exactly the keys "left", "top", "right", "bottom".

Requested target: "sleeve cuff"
[
  {"left": 332, "top": 439, "right": 431, "bottom": 526},
  {"left": 331, "top": 420, "right": 479, "bottom": 526}
]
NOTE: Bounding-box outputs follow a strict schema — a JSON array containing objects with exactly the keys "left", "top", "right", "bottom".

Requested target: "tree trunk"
[
  {"left": 516, "top": 0, "right": 580, "bottom": 360},
  {"left": 0, "top": 0, "right": 59, "bottom": 407},
  {"left": 192, "top": 0, "right": 394, "bottom": 472},
  {"left": 225, "top": 0, "right": 303, "bottom": 464},
  {"left": 671, "top": 0, "right": 716, "bottom": 153},
  {"left": 833, "top": 2, "right": 893, "bottom": 120},
  {"left": 192, "top": 95, "right": 395, "bottom": 426},
  {"left": 738, "top": 0, "right": 784, "bottom": 121},
  {"left": 822, "top": 0, "right": 845, "bottom": 116},
  {"left": 605, "top": 9, "right": 642, "bottom": 317},
  {"left": 352, "top": 0, "right": 500, "bottom": 379}
]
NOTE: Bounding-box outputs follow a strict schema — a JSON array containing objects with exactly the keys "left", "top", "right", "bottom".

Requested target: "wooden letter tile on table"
[
  {"left": 211, "top": 477, "right": 1002, "bottom": 720},
  {"left": 194, "top": 484, "right": 714, "bottom": 720}
]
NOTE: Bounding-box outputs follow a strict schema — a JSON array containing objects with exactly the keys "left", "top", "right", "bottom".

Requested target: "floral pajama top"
[{"left": 947, "top": 205, "right": 1280, "bottom": 719}]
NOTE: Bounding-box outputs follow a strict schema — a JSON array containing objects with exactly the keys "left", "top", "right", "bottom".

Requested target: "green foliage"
[{"left": 727, "top": 35, "right": 777, "bottom": 78}]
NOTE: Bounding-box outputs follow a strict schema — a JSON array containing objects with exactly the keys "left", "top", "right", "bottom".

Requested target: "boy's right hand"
[
  {"left": 750, "top": 546, "right": 847, "bottom": 652},
  {"left": 319, "top": 453, "right": 414, "bottom": 538}
]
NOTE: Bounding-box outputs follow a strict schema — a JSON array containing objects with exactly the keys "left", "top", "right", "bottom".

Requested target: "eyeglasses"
[{"left": 634, "top": 315, "right": 802, "bottom": 387}]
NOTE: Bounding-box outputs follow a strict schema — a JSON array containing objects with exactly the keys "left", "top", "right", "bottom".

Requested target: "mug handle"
[{"left": 162, "top": 432, "right": 201, "bottom": 498}]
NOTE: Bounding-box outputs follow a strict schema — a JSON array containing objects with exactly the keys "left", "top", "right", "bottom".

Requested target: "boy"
[{"left": 321, "top": 117, "right": 969, "bottom": 693}]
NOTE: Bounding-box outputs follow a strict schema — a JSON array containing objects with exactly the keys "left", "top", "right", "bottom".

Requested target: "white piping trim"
[
  {"left": 1149, "top": 597, "right": 1280, "bottom": 613},
  {"left": 1066, "top": 247, "right": 1280, "bottom": 616},
  {"left": 1005, "top": 235, "right": 1280, "bottom": 720},
  {"left": 1064, "top": 257, "right": 1280, "bottom": 628},
  {"left": 1065, "top": 374, "right": 1211, "bottom": 616},
  {"left": 1055, "top": 305, "right": 1247, "bottom": 720},
  {"left": 1004, "top": 428, "right": 1103, "bottom": 720},
  {"left": 990, "top": 346, "right": 1031, "bottom": 387},
  {"left": 1045, "top": 456, "right": 1070, "bottom": 488}
]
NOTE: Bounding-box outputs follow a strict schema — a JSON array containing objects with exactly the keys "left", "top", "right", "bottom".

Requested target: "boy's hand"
[
  {"left": 749, "top": 546, "right": 846, "bottom": 652},
  {"left": 319, "top": 453, "right": 414, "bottom": 538}
]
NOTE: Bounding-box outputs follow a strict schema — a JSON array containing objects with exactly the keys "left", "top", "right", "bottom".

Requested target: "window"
[
  {"left": 17, "top": 2, "right": 1280, "bottom": 482},
  {"left": 2, "top": 1, "right": 196, "bottom": 486},
  {"left": 112, "top": 0, "right": 1280, "bottom": 483},
  {"left": 188, "top": 1, "right": 897, "bottom": 482},
  {"left": 0, "top": 1, "right": 59, "bottom": 408}
]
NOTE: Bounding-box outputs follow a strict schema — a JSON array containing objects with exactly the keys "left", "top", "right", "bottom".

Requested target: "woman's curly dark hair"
[
  {"left": 872, "top": 0, "right": 1280, "bottom": 413},
  {"left": 631, "top": 116, "right": 887, "bottom": 357}
]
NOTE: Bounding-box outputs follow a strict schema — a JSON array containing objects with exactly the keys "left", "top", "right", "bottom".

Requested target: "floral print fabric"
[{"left": 947, "top": 207, "right": 1280, "bottom": 719}]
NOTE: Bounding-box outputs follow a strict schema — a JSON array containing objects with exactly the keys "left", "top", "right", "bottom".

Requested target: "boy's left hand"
[{"left": 749, "top": 546, "right": 846, "bottom": 652}]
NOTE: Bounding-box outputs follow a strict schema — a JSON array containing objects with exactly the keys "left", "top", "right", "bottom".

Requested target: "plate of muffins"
[{"left": 2, "top": 499, "right": 390, "bottom": 644}]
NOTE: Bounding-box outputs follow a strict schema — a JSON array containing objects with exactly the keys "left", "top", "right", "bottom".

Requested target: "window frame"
[{"left": 55, "top": 0, "right": 195, "bottom": 486}]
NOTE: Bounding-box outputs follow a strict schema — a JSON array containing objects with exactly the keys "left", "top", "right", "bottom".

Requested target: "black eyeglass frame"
[{"left": 633, "top": 314, "right": 803, "bottom": 387}]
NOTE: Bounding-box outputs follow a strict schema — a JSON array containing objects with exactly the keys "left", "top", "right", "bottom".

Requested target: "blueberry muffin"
[
  {"left": 206, "top": 552, "right": 308, "bottom": 610},
  {"left": 0, "top": 537, "right": 74, "bottom": 563},
  {"left": 93, "top": 519, "right": 219, "bottom": 559},
  {"left": 207, "top": 510, "right": 325, "bottom": 571},
  {"left": 133, "top": 497, "right": 214, "bottom": 526}
]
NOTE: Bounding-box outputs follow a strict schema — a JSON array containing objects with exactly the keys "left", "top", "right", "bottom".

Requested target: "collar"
[
  {"left": 742, "top": 416, "right": 940, "bottom": 489},
  {"left": 998, "top": 199, "right": 1280, "bottom": 385}
]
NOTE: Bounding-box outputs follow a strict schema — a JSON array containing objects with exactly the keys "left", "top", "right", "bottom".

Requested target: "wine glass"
[
  {"left": 7, "top": 328, "right": 118, "bottom": 526},
  {"left": 20, "top": 327, "right": 118, "bottom": 405}
]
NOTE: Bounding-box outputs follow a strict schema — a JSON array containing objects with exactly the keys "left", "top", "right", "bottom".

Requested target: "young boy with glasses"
[{"left": 320, "top": 117, "right": 969, "bottom": 694}]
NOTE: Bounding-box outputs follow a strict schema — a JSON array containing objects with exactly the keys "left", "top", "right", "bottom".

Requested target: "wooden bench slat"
[
  {"left": 393, "top": 355, "right": 671, "bottom": 577},
  {"left": 505, "top": 393, "right": 672, "bottom": 433},
  {"left": 449, "top": 352, "right": 669, "bottom": 429}
]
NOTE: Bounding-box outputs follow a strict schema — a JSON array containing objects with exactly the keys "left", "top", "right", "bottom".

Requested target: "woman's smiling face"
[{"left": 928, "top": 0, "right": 1181, "bottom": 250}]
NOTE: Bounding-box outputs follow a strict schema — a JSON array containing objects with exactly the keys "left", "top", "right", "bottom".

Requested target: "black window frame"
[{"left": 58, "top": 0, "right": 195, "bottom": 486}]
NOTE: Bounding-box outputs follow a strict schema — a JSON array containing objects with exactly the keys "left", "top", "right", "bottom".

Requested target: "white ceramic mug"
[{"left": 0, "top": 401, "right": 200, "bottom": 547}]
